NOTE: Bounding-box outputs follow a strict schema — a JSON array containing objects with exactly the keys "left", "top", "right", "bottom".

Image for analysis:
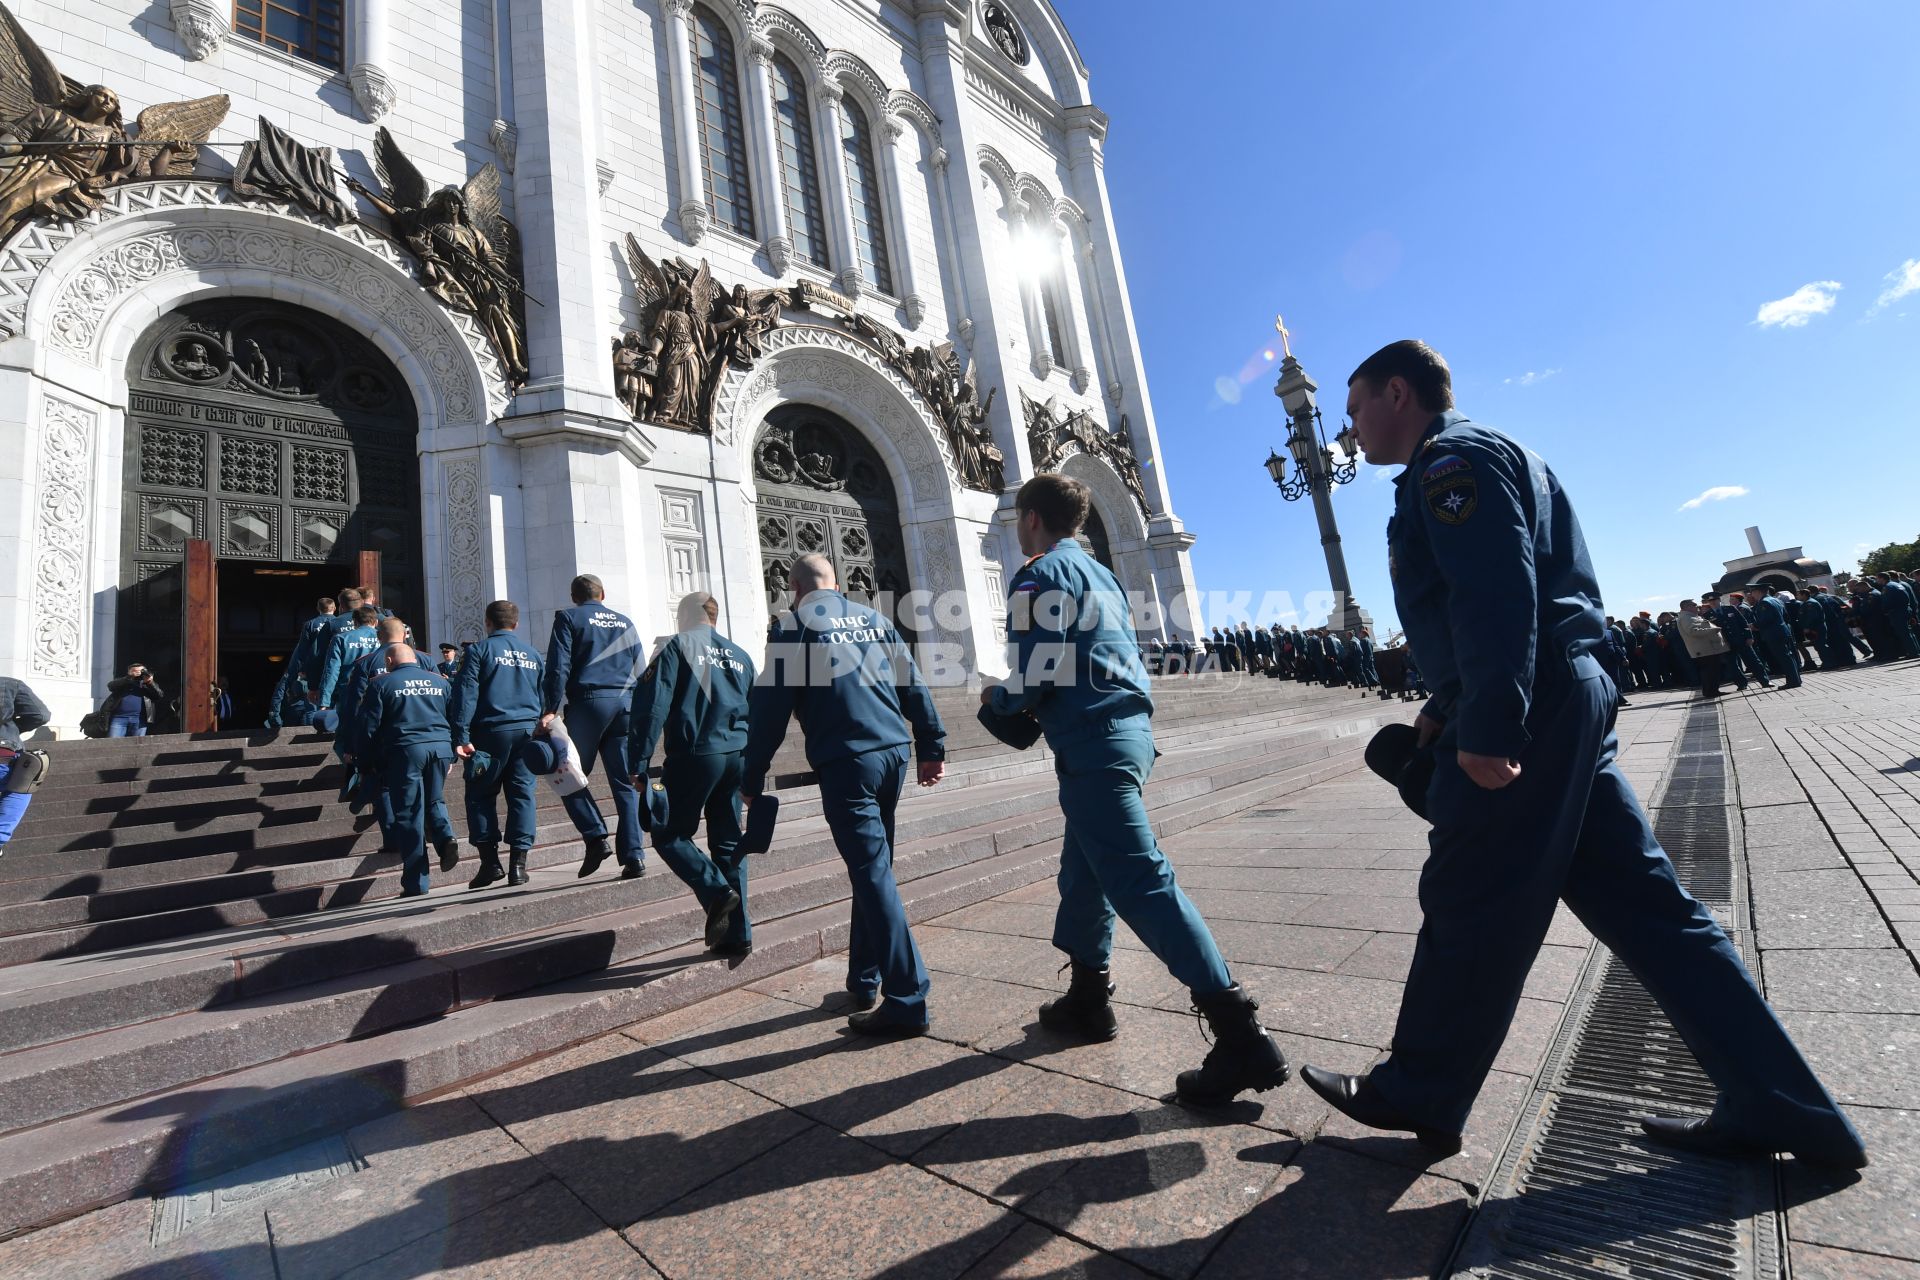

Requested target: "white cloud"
[
  {"left": 1754, "top": 281, "right": 1841, "bottom": 328},
  {"left": 1871, "top": 259, "right": 1920, "bottom": 314},
  {"left": 1677, "top": 485, "right": 1749, "bottom": 512},
  {"left": 1503, "top": 368, "right": 1561, "bottom": 387}
]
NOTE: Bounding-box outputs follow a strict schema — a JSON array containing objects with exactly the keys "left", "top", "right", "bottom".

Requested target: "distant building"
[{"left": 1712, "top": 527, "right": 1832, "bottom": 595}]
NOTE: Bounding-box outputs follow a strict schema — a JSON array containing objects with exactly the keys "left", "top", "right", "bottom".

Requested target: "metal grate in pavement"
[{"left": 1451, "top": 699, "right": 1778, "bottom": 1278}]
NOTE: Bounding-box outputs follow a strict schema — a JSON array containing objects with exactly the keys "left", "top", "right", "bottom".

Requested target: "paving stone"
[
  {"left": 1764, "top": 949, "right": 1920, "bottom": 1014},
  {"left": 1180, "top": 885, "right": 1326, "bottom": 925},
  {"left": 1019, "top": 1105, "right": 1296, "bottom": 1279},
  {"left": 469, "top": 1034, "right": 811, "bottom": 1228},
  {"left": 1199, "top": 1141, "right": 1472, "bottom": 1279},
  {"left": 1784, "top": 1105, "right": 1920, "bottom": 1263},
  {"left": 0, "top": 1195, "right": 276, "bottom": 1280},
  {"left": 1753, "top": 875, "right": 1899, "bottom": 949},
  {"left": 915, "top": 926, "right": 1066, "bottom": 987},
  {"left": 1314, "top": 1068, "right": 1533, "bottom": 1192},
  {"left": 1790, "top": 1243, "right": 1920, "bottom": 1279},
  {"left": 1169, "top": 966, "right": 1404, "bottom": 1048},
  {"left": 1336, "top": 932, "right": 1416, "bottom": 982},
  {"left": 1776, "top": 1011, "right": 1920, "bottom": 1109},
  {"left": 916, "top": 1068, "right": 1150, "bottom": 1204},
  {"left": 932, "top": 901, "right": 1058, "bottom": 942},
  {"left": 767, "top": 1034, "right": 1027, "bottom": 1159},
  {"left": 268, "top": 1094, "right": 550, "bottom": 1280},
  {"left": 627, "top": 1124, "right": 1016, "bottom": 1279},
  {"left": 1493, "top": 997, "right": 1573, "bottom": 1076},
  {"left": 335, "top": 1176, "right": 653, "bottom": 1279},
  {"left": 1203, "top": 919, "right": 1373, "bottom": 973},
  {"left": 984, "top": 1001, "right": 1235, "bottom": 1106},
  {"left": 955, "top": 1221, "right": 1154, "bottom": 1278}
]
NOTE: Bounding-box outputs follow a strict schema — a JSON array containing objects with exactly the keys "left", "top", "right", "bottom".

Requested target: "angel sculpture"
[
  {"left": 621, "top": 234, "right": 720, "bottom": 430},
  {"left": 711, "top": 282, "right": 784, "bottom": 371},
  {"left": 0, "top": 1, "right": 227, "bottom": 248},
  {"left": 348, "top": 127, "right": 528, "bottom": 385},
  {"left": 945, "top": 372, "right": 1003, "bottom": 492},
  {"left": 611, "top": 331, "right": 653, "bottom": 419}
]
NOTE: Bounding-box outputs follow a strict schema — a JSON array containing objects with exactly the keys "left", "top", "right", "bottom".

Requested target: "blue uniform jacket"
[
  {"left": 1818, "top": 592, "right": 1850, "bottom": 635},
  {"left": 319, "top": 625, "right": 380, "bottom": 708},
  {"left": 1712, "top": 605, "right": 1752, "bottom": 644},
  {"left": 1388, "top": 412, "right": 1606, "bottom": 757},
  {"left": 543, "top": 603, "right": 644, "bottom": 711},
  {"left": 344, "top": 647, "right": 434, "bottom": 757},
  {"left": 743, "top": 591, "right": 945, "bottom": 793},
  {"left": 360, "top": 668, "right": 457, "bottom": 757},
  {"left": 629, "top": 625, "right": 757, "bottom": 764},
  {"left": 451, "top": 631, "right": 544, "bottom": 744},
  {"left": 1752, "top": 594, "right": 1792, "bottom": 637},
  {"left": 437, "top": 660, "right": 460, "bottom": 679},
  {"left": 1796, "top": 599, "right": 1826, "bottom": 643},
  {"left": 290, "top": 614, "right": 337, "bottom": 684},
  {"left": 989, "top": 538, "right": 1154, "bottom": 745}
]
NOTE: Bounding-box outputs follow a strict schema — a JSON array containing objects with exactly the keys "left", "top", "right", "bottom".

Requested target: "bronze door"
[{"left": 752, "top": 407, "right": 911, "bottom": 623}]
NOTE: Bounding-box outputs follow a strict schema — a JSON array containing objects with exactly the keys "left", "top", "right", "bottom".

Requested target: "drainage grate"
[
  {"left": 1451, "top": 699, "right": 1778, "bottom": 1278},
  {"left": 1559, "top": 956, "right": 1719, "bottom": 1112}
]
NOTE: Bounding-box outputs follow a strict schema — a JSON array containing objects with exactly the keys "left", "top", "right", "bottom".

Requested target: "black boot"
[
  {"left": 704, "top": 890, "right": 742, "bottom": 949},
  {"left": 578, "top": 835, "right": 613, "bottom": 878},
  {"left": 435, "top": 839, "right": 461, "bottom": 873},
  {"left": 468, "top": 844, "right": 505, "bottom": 890},
  {"left": 507, "top": 848, "right": 530, "bottom": 886},
  {"left": 1174, "top": 985, "right": 1290, "bottom": 1105},
  {"left": 1038, "top": 963, "right": 1119, "bottom": 1042}
]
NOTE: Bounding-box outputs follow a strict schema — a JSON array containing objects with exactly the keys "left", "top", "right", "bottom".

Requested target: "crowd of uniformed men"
[{"left": 1147, "top": 622, "right": 1387, "bottom": 689}]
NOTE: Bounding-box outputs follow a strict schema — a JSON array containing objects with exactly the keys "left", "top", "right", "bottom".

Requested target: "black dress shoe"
[
  {"left": 578, "top": 836, "right": 613, "bottom": 879},
  {"left": 399, "top": 884, "right": 429, "bottom": 899},
  {"left": 620, "top": 862, "right": 644, "bottom": 881},
  {"left": 703, "top": 890, "right": 742, "bottom": 949},
  {"left": 845, "top": 985, "right": 878, "bottom": 1011},
  {"left": 846, "top": 1008, "right": 928, "bottom": 1038},
  {"left": 1641, "top": 1114, "right": 1868, "bottom": 1169},
  {"left": 435, "top": 840, "right": 460, "bottom": 873},
  {"left": 1300, "top": 1066, "right": 1462, "bottom": 1155},
  {"left": 709, "top": 939, "right": 753, "bottom": 958}
]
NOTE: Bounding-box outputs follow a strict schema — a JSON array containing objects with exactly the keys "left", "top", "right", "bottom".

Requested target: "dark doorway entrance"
[
  {"left": 1080, "top": 504, "right": 1115, "bottom": 572},
  {"left": 752, "top": 407, "right": 911, "bottom": 626},
  {"left": 117, "top": 301, "right": 421, "bottom": 728}
]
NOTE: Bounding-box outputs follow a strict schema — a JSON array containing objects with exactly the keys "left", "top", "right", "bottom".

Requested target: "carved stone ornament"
[
  {"left": 765, "top": 234, "right": 792, "bottom": 277},
  {"left": 0, "top": 0, "right": 230, "bottom": 250},
  {"left": 679, "top": 199, "right": 709, "bottom": 245},
  {"left": 349, "top": 62, "right": 397, "bottom": 124},
  {"left": 31, "top": 396, "right": 95, "bottom": 679},
  {"left": 169, "top": 0, "right": 227, "bottom": 61},
  {"left": 596, "top": 159, "right": 616, "bottom": 195},
  {"left": 489, "top": 119, "right": 519, "bottom": 174},
  {"left": 1023, "top": 391, "right": 1151, "bottom": 520},
  {"left": 614, "top": 233, "right": 785, "bottom": 433},
  {"left": 440, "top": 454, "right": 488, "bottom": 646},
  {"left": 347, "top": 126, "right": 529, "bottom": 385},
  {"left": 982, "top": 2, "right": 1030, "bottom": 66}
]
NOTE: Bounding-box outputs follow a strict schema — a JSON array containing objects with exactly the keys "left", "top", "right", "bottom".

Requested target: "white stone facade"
[{"left": 0, "top": 0, "right": 1199, "bottom": 730}]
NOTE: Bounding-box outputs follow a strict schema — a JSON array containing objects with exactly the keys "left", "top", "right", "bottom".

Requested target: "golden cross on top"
[{"left": 1273, "top": 313, "right": 1293, "bottom": 359}]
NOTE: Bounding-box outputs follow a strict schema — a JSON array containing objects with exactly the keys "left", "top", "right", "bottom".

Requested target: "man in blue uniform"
[
  {"left": 542, "top": 575, "right": 646, "bottom": 879},
  {"left": 339, "top": 618, "right": 453, "bottom": 864},
  {"left": 437, "top": 643, "right": 462, "bottom": 679},
  {"left": 1700, "top": 594, "right": 1758, "bottom": 689},
  {"left": 1303, "top": 340, "right": 1864, "bottom": 1167},
  {"left": 983, "top": 474, "right": 1288, "bottom": 1105},
  {"left": 1745, "top": 587, "right": 1802, "bottom": 688},
  {"left": 314, "top": 605, "right": 382, "bottom": 732},
  {"left": 452, "top": 601, "right": 545, "bottom": 890},
  {"left": 630, "top": 592, "right": 751, "bottom": 954},
  {"left": 1874, "top": 572, "right": 1920, "bottom": 658},
  {"left": 744, "top": 554, "right": 946, "bottom": 1034},
  {"left": 358, "top": 645, "right": 457, "bottom": 898},
  {"left": 1792, "top": 588, "right": 1826, "bottom": 672}
]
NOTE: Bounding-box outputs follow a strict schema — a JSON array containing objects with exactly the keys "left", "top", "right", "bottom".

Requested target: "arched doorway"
[
  {"left": 1080, "top": 503, "right": 1115, "bottom": 572},
  {"left": 752, "top": 406, "right": 911, "bottom": 626},
  {"left": 117, "top": 300, "right": 421, "bottom": 728}
]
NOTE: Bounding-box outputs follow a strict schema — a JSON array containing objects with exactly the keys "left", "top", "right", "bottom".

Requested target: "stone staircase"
[{"left": 0, "top": 675, "right": 1403, "bottom": 1238}]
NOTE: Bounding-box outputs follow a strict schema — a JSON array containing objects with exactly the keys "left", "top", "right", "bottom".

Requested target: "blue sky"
[{"left": 1056, "top": 1, "right": 1920, "bottom": 638}]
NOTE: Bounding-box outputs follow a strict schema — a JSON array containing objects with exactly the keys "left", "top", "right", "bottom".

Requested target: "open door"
[
  {"left": 182, "top": 539, "right": 218, "bottom": 733},
  {"left": 357, "top": 550, "right": 383, "bottom": 608}
]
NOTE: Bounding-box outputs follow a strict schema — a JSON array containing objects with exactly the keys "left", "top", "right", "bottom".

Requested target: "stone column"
[
  {"left": 876, "top": 115, "right": 924, "bottom": 328},
  {"left": 744, "top": 36, "right": 793, "bottom": 275},
  {"left": 1071, "top": 227, "right": 1122, "bottom": 406},
  {"left": 500, "top": 0, "right": 654, "bottom": 634},
  {"left": 814, "top": 83, "right": 865, "bottom": 299},
  {"left": 489, "top": 0, "right": 518, "bottom": 173},
  {"left": 349, "top": 0, "right": 396, "bottom": 123},
  {"left": 928, "top": 145, "right": 974, "bottom": 341},
  {"left": 661, "top": 0, "right": 710, "bottom": 244}
]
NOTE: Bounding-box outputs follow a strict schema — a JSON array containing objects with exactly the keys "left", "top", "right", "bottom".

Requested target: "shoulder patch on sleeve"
[
  {"left": 1420, "top": 453, "right": 1472, "bottom": 484},
  {"left": 1423, "top": 470, "right": 1478, "bottom": 524}
]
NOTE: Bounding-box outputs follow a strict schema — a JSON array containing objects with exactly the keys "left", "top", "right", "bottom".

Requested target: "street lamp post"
[{"left": 1263, "top": 335, "right": 1367, "bottom": 633}]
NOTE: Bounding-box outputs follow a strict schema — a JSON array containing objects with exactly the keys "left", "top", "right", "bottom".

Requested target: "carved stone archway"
[{"left": 0, "top": 183, "right": 512, "bottom": 724}]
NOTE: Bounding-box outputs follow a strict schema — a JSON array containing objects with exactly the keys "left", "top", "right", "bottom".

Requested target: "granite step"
[{"left": 0, "top": 731, "right": 1372, "bottom": 1238}]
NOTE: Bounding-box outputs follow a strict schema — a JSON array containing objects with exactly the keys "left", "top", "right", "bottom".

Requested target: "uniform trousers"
[
  {"left": 653, "top": 749, "right": 749, "bottom": 945},
  {"left": 383, "top": 744, "right": 456, "bottom": 895},
  {"left": 467, "top": 725, "right": 538, "bottom": 851},
  {"left": 1050, "top": 723, "right": 1233, "bottom": 996},
  {"left": 1727, "top": 638, "right": 1772, "bottom": 685},
  {"left": 1370, "top": 653, "right": 1857, "bottom": 1151},
  {"left": 817, "top": 745, "right": 928, "bottom": 1025},
  {"left": 562, "top": 694, "right": 642, "bottom": 868},
  {"left": 1755, "top": 629, "right": 1802, "bottom": 687}
]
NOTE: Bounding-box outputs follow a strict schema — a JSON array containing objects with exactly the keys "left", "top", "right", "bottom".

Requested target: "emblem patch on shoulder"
[{"left": 1421, "top": 454, "right": 1470, "bottom": 484}]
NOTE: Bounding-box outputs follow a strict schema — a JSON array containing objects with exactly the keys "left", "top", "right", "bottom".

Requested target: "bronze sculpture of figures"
[
  {"left": 0, "top": 1, "right": 227, "bottom": 248},
  {"left": 1023, "top": 392, "right": 1151, "bottom": 519},
  {"left": 617, "top": 233, "right": 785, "bottom": 433},
  {"left": 840, "top": 313, "right": 1005, "bottom": 493},
  {"left": 232, "top": 116, "right": 351, "bottom": 226},
  {"left": 348, "top": 127, "right": 528, "bottom": 386}
]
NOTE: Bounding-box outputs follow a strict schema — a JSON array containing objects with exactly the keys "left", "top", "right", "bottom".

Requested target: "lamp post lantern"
[{"left": 1264, "top": 344, "right": 1367, "bottom": 633}]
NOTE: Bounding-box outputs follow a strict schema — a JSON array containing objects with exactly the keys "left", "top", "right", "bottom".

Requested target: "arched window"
[
  {"left": 769, "top": 54, "right": 829, "bottom": 269},
  {"left": 1040, "top": 283, "right": 1069, "bottom": 367},
  {"left": 691, "top": 6, "right": 755, "bottom": 238},
  {"left": 839, "top": 97, "right": 894, "bottom": 295}
]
